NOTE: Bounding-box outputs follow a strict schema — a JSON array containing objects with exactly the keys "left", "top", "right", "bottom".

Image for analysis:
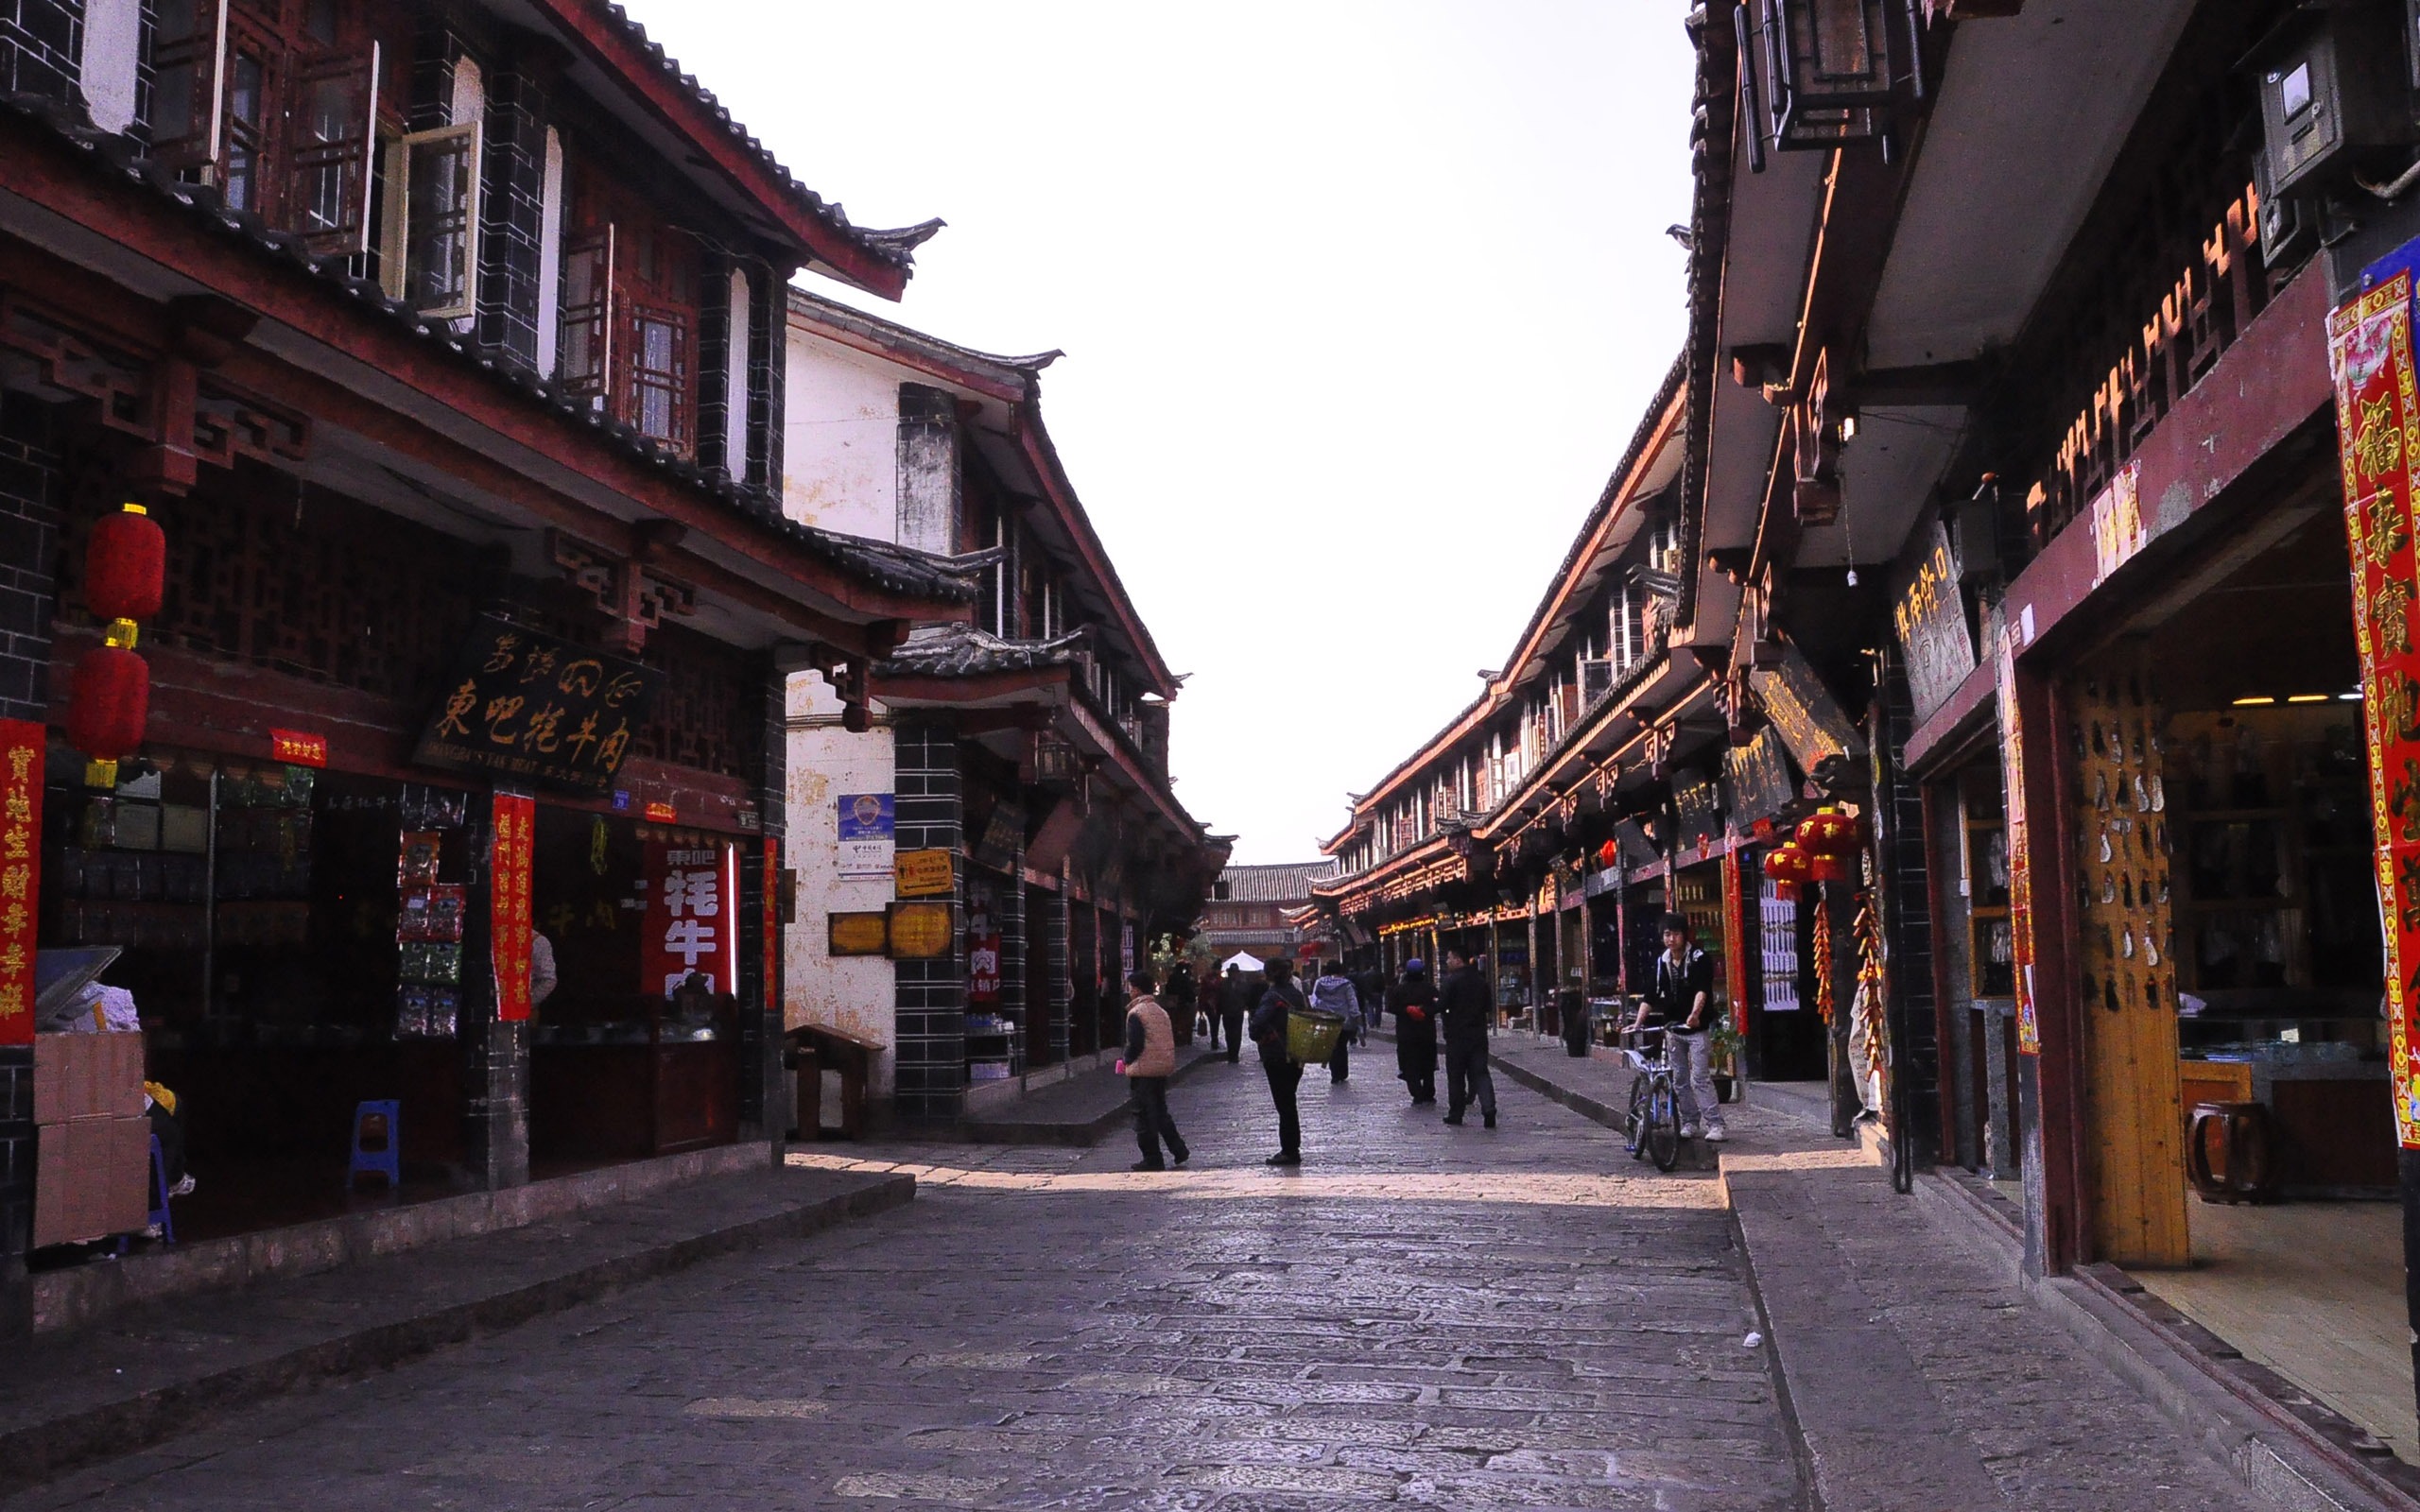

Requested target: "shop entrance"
[
  {"left": 43, "top": 761, "right": 470, "bottom": 1246},
  {"left": 527, "top": 807, "right": 739, "bottom": 1168},
  {"left": 2088, "top": 506, "right": 2411, "bottom": 1456}
]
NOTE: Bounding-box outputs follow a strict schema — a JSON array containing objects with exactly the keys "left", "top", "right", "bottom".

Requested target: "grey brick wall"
[{"left": 892, "top": 720, "right": 963, "bottom": 1122}]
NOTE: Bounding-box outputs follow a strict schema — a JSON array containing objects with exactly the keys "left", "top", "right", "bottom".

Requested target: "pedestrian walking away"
[
  {"left": 1195, "top": 965, "right": 1224, "bottom": 1051},
  {"left": 1219, "top": 964, "right": 1252, "bottom": 1064},
  {"left": 1387, "top": 958, "right": 1439, "bottom": 1105},
  {"left": 1165, "top": 959, "right": 1198, "bottom": 1044},
  {"left": 1438, "top": 947, "right": 1497, "bottom": 1128},
  {"left": 1308, "top": 960, "right": 1359, "bottom": 1084},
  {"left": 1251, "top": 957, "right": 1309, "bottom": 1164},
  {"left": 1120, "top": 969, "right": 1189, "bottom": 1171},
  {"left": 1633, "top": 912, "right": 1723, "bottom": 1143}
]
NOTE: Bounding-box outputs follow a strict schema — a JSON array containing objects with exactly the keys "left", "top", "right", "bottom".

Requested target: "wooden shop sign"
[
  {"left": 414, "top": 615, "right": 661, "bottom": 798},
  {"left": 886, "top": 901, "right": 955, "bottom": 959},
  {"left": 1890, "top": 520, "right": 1976, "bottom": 724},
  {"left": 1748, "top": 643, "right": 1865, "bottom": 787},
  {"left": 828, "top": 911, "right": 890, "bottom": 958},
  {"left": 1724, "top": 725, "right": 1797, "bottom": 831}
]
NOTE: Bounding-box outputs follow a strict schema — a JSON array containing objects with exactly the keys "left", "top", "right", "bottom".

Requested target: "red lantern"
[
  {"left": 1762, "top": 842, "right": 1810, "bottom": 887},
  {"left": 67, "top": 645, "right": 148, "bottom": 786},
  {"left": 1808, "top": 852, "right": 1855, "bottom": 885},
  {"left": 1794, "top": 804, "right": 1861, "bottom": 861},
  {"left": 86, "top": 503, "right": 165, "bottom": 625},
  {"left": 1596, "top": 839, "right": 1619, "bottom": 868}
]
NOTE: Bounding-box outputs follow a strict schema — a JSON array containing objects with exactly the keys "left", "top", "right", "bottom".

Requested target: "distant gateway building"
[{"left": 1198, "top": 863, "right": 1339, "bottom": 964}]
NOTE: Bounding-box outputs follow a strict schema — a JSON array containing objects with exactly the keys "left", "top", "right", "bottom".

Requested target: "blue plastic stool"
[
  {"left": 346, "top": 1100, "right": 401, "bottom": 1193},
  {"left": 147, "top": 1132, "right": 175, "bottom": 1245}
]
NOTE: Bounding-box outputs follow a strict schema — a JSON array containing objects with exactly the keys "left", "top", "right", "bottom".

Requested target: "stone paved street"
[
  {"left": 0, "top": 1053, "right": 2296, "bottom": 1511},
  {"left": 5, "top": 1057, "right": 1791, "bottom": 1511}
]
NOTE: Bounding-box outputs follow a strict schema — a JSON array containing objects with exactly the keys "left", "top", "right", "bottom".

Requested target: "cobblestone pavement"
[{"left": 6, "top": 1057, "right": 1796, "bottom": 1511}]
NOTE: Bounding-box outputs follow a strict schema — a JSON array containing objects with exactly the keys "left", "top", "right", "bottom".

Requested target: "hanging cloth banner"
[
  {"left": 0, "top": 719, "right": 42, "bottom": 1046},
  {"left": 491, "top": 792, "right": 536, "bottom": 1022},
  {"left": 1996, "top": 625, "right": 2039, "bottom": 1057},
  {"left": 2326, "top": 268, "right": 2420, "bottom": 1149}
]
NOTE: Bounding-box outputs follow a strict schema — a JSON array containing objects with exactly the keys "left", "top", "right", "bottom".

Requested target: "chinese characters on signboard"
[
  {"left": 1724, "top": 725, "right": 1797, "bottom": 831},
  {"left": 1891, "top": 521, "right": 1978, "bottom": 724},
  {"left": 269, "top": 728, "right": 329, "bottom": 767},
  {"left": 1747, "top": 643, "right": 1865, "bottom": 788},
  {"left": 491, "top": 793, "right": 535, "bottom": 1022},
  {"left": 0, "top": 720, "right": 41, "bottom": 1045},
  {"left": 837, "top": 793, "right": 894, "bottom": 879},
  {"left": 415, "top": 616, "right": 661, "bottom": 797},
  {"left": 886, "top": 901, "right": 953, "bottom": 959},
  {"left": 2328, "top": 270, "right": 2420, "bottom": 1147},
  {"left": 968, "top": 934, "right": 1002, "bottom": 1002},
  {"left": 643, "top": 842, "right": 737, "bottom": 996},
  {"left": 894, "top": 848, "right": 954, "bottom": 899},
  {"left": 762, "top": 837, "right": 780, "bottom": 1003}
]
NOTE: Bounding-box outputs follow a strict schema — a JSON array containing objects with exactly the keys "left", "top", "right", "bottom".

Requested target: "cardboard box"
[
  {"left": 32, "top": 1031, "right": 146, "bottom": 1125},
  {"left": 32, "top": 1113, "right": 151, "bottom": 1247}
]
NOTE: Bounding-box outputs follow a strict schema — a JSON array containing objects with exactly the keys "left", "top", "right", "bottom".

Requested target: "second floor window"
[
  {"left": 384, "top": 121, "right": 478, "bottom": 318},
  {"left": 558, "top": 176, "right": 700, "bottom": 455}
]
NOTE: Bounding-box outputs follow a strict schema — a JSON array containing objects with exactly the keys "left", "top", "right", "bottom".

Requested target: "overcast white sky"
[{"left": 622, "top": 2, "right": 1698, "bottom": 864}]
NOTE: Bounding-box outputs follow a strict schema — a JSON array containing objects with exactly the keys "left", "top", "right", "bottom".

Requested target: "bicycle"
[{"left": 1619, "top": 1026, "right": 1682, "bottom": 1172}]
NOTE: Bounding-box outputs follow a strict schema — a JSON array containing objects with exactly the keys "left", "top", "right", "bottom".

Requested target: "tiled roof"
[
  {"left": 598, "top": 4, "right": 940, "bottom": 276},
  {"left": 0, "top": 90, "right": 978, "bottom": 606},
  {"left": 1218, "top": 862, "right": 1339, "bottom": 904},
  {"left": 875, "top": 624, "right": 1087, "bottom": 679}
]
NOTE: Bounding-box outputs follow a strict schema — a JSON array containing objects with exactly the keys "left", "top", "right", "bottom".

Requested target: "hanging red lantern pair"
[{"left": 68, "top": 503, "right": 164, "bottom": 787}]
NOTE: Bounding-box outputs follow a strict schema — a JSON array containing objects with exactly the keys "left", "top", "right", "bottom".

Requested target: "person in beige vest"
[{"left": 1120, "top": 968, "right": 1189, "bottom": 1171}]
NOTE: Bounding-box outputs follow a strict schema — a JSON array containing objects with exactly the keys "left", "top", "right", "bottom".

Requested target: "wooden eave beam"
[
  {"left": 526, "top": 0, "right": 909, "bottom": 299},
  {"left": 0, "top": 144, "right": 965, "bottom": 655}
]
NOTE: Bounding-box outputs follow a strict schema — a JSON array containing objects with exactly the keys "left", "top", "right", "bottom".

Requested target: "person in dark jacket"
[
  {"left": 1307, "top": 962, "right": 1359, "bottom": 1084},
  {"left": 1250, "top": 957, "right": 1309, "bottom": 1164},
  {"left": 1438, "top": 948, "right": 1497, "bottom": 1128},
  {"left": 1388, "top": 960, "right": 1440, "bottom": 1104},
  {"left": 1121, "top": 968, "right": 1188, "bottom": 1171},
  {"left": 1195, "top": 966, "right": 1225, "bottom": 1051},
  {"left": 1219, "top": 965, "right": 1253, "bottom": 1063},
  {"left": 1164, "top": 961, "right": 1198, "bottom": 1045}
]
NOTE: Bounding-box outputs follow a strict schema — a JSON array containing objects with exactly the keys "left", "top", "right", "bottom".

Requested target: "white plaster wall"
[
  {"left": 785, "top": 670, "right": 899, "bottom": 1096},
  {"left": 783, "top": 327, "right": 899, "bottom": 540},
  {"left": 79, "top": 0, "right": 141, "bottom": 133}
]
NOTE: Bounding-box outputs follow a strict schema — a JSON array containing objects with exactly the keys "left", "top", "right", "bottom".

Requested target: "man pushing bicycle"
[{"left": 1626, "top": 911, "right": 1725, "bottom": 1144}]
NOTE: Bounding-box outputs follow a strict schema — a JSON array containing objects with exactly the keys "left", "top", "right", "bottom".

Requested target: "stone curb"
[{"left": 0, "top": 1171, "right": 915, "bottom": 1500}]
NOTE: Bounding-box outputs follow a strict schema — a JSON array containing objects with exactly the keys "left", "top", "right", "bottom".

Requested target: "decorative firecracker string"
[{"left": 1812, "top": 903, "right": 1834, "bottom": 1024}]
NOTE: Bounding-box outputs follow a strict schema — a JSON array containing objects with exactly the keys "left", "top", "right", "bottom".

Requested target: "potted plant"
[{"left": 1710, "top": 1013, "right": 1746, "bottom": 1103}]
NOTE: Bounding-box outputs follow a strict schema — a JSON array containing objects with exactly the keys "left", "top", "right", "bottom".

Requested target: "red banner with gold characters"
[
  {"left": 491, "top": 793, "right": 536, "bottom": 1022},
  {"left": 0, "top": 719, "right": 42, "bottom": 1045},
  {"left": 761, "top": 836, "right": 780, "bottom": 1009},
  {"left": 2329, "top": 272, "right": 2420, "bottom": 1148}
]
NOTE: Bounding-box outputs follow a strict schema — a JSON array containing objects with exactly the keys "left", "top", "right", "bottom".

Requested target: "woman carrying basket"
[{"left": 1251, "top": 957, "right": 1311, "bottom": 1165}]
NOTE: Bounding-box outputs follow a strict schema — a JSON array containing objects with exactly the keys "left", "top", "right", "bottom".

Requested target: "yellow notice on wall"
[{"left": 894, "top": 849, "right": 955, "bottom": 899}]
